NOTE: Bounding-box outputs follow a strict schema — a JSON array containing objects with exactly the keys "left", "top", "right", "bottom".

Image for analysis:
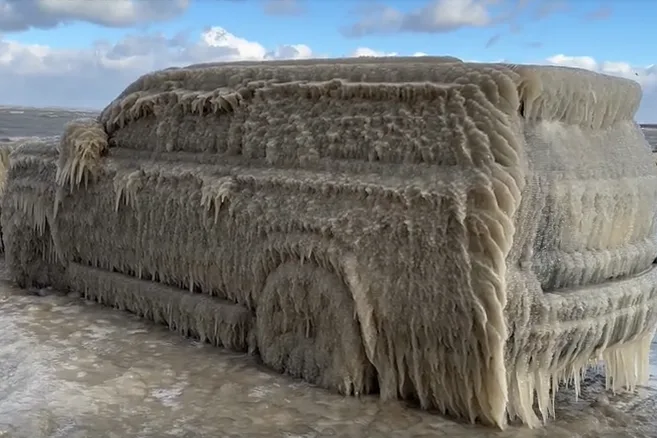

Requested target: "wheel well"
[{"left": 252, "top": 233, "right": 380, "bottom": 394}]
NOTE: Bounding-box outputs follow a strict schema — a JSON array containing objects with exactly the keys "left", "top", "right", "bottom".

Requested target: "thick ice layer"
[
  {"left": 2, "top": 57, "right": 657, "bottom": 429},
  {"left": 0, "top": 144, "right": 10, "bottom": 253},
  {"left": 509, "top": 64, "right": 642, "bottom": 129}
]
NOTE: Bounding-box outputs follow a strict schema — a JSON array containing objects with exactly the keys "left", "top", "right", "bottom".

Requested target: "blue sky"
[
  {"left": 8, "top": 0, "right": 655, "bottom": 64},
  {"left": 0, "top": 0, "right": 655, "bottom": 120}
]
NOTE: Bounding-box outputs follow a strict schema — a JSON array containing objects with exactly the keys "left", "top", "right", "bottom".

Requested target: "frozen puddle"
[{"left": 0, "top": 271, "right": 656, "bottom": 437}]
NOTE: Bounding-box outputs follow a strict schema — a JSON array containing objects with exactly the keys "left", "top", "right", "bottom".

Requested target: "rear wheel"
[{"left": 255, "top": 260, "right": 376, "bottom": 395}]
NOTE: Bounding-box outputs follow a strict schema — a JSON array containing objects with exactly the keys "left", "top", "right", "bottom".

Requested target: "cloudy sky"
[{"left": 1, "top": 0, "right": 655, "bottom": 122}]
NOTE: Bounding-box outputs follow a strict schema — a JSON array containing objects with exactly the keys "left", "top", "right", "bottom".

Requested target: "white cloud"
[
  {"left": 0, "top": 0, "right": 307, "bottom": 31},
  {"left": 342, "top": 0, "right": 493, "bottom": 37},
  {"left": 351, "top": 47, "right": 398, "bottom": 58},
  {"left": 270, "top": 43, "right": 314, "bottom": 60},
  {"left": 0, "top": 0, "right": 189, "bottom": 31}
]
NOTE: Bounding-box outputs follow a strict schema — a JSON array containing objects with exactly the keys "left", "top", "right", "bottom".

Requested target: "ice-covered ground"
[{"left": 0, "top": 262, "right": 656, "bottom": 437}]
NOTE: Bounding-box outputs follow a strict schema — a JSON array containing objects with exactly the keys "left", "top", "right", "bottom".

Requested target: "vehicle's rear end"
[{"left": 503, "top": 64, "right": 657, "bottom": 426}]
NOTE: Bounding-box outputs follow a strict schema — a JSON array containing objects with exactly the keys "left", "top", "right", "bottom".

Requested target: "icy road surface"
[{"left": 0, "top": 261, "right": 656, "bottom": 438}]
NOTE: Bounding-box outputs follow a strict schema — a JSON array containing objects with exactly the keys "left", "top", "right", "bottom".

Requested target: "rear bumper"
[{"left": 506, "top": 263, "right": 657, "bottom": 426}]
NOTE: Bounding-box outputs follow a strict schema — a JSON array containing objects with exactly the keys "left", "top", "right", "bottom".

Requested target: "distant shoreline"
[
  {"left": 641, "top": 124, "right": 657, "bottom": 129},
  {"left": 0, "top": 105, "right": 100, "bottom": 113}
]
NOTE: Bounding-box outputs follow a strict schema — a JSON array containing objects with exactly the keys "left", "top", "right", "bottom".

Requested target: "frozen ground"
[{"left": 0, "top": 262, "right": 656, "bottom": 437}]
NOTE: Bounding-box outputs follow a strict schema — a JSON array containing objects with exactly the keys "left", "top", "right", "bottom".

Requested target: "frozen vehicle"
[{"left": 3, "top": 57, "right": 657, "bottom": 429}]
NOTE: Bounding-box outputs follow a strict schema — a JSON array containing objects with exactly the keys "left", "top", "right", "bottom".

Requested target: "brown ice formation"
[
  {"left": 2, "top": 56, "right": 657, "bottom": 429},
  {"left": 0, "top": 144, "right": 10, "bottom": 253}
]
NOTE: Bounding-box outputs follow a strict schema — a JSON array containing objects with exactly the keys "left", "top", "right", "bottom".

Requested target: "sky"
[{"left": 0, "top": 0, "right": 655, "bottom": 122}]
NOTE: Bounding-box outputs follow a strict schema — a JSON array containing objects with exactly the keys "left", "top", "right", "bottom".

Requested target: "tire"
[{"left": 255, "top": 260, "right": 376, "bottom": 396}]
